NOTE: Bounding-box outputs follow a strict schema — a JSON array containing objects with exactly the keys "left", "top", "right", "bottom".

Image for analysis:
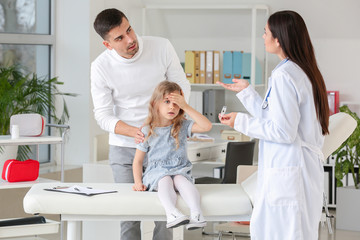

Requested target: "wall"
[
  {"left": 55, "top": 0, "right": 360, "bottom": 166},
  {"left": 55, "top": 0, "right": 91, "bottom": 166}
]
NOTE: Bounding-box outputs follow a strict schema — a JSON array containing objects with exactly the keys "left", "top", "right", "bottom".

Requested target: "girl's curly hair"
[{"left": 144, "top": 81, "right": 184, "bottom": 149}]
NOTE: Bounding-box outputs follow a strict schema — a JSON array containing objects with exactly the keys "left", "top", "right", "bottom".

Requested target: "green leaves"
[
  {"left": 0, "top": 65, "right": 77, "bottom": 160},
  {"left": 333, "top": 105, "right": 360, "bottom": 189}
]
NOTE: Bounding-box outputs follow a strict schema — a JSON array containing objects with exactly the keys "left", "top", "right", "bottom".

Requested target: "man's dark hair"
[{"left": 93, "top": 8, "right": 128, "bottom": 40}]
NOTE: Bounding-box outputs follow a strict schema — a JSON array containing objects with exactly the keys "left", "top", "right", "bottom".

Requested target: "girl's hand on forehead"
[{"left": 169, "top": 92, "right": 187, "bottom": 109}]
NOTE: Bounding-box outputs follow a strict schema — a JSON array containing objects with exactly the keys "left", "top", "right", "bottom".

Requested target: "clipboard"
[{"left": 44, "top": 185, "right": 117, "bottom": 196}]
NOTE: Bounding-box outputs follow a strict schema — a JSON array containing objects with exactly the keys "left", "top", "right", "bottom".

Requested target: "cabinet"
[
  {"left": 141, "top": 4, "right": 270, "bottom": 116},
  {"left": 187, "top": 140, "right": 227, "bottom": 162}
]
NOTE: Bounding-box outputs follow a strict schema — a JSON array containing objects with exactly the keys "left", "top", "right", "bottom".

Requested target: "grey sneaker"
[
  {"left": 186, "top": 213, "right": 207, "bottom": 230},
  {"left": 166, "top": 209, "right": 190, "bottom": 229}
]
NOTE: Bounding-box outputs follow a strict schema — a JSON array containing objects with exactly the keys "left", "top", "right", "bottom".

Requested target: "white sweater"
[{"left": 91, "top": 35, "right": 191, "bottom": 148}]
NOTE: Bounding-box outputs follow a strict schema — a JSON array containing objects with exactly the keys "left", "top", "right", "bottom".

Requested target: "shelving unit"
[
  {"left": 141, "top": 4, "right": 270, "bottom": 88},
  {"left": 0, "top": 124, "right": 69, "bottom": 187},
  {"left": 141, "top": 4, "right": 270, "bottom": 122}
]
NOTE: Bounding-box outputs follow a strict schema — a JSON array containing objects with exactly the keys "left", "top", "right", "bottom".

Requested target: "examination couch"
[{"left": 23, "top": 165, "right": 257, "bottom": 240}]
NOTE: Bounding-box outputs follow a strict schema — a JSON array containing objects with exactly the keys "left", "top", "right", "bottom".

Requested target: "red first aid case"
[{"left": 1, "top": 159, "right": 39, "bottom": 182}]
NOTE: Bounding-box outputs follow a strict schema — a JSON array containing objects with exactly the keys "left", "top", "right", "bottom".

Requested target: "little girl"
[{"left": 132, "top": 81, "right": 212, "bottom": 230}]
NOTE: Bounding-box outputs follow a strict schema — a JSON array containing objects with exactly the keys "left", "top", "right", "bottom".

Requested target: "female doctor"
[{"left": 217, "top": 10, "right": 329, "bottom": 240}]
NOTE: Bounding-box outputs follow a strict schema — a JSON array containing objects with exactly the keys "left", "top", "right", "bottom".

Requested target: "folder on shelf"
[
  {"left": 203, "top": 89, "right": 225, "bottom": 123},
  {"left": 242, "top": 52, "right": 263, "bottom": 84},
  {"left": 232, "top": 51, "right": 243, "bottom": 79},
  {"left": 222, "top": 51, "right": 233, "bottom": 83},
  {"left": 203, "top": 90, "right": 210, "bottom": 120},
  {"left": 242, "top": 52, "right": 251, "bottom": 81},
  {"left": 213, "top": 50, "right": 220, "bottom": 84},
  {"left": 199, "top": 51, "right": 206, "bottom": 84},
  {"left": 185, "top": 50, "right": 195, "bottom": 83},
  {"left": 205, "top": 51, "right": 213, "bottom": 84},
  {"left": 188, "top": 91, "right": 203, "bottom": 121},
  {"left": 194, "top": 51, "right": 200, "bottom": 84}
]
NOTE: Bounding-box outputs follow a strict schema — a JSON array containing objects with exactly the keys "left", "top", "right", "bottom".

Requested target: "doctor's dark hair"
[
  {"left": 268, "top": 10, "right": 329, "bottom": 135},
  {"left": 93, "top": 8, "right": 128, "bottom": 40},
  {"left": 145, "top": 81, "right": 185, "bottom": 149}
]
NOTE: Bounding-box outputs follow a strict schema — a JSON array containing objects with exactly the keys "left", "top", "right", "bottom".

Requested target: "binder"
[
  {"left": 203, "top": 89, "right": 225, "bottom": 123},
  {"left": 205, "top": 51, "right": 213, "bottom": 84},
  {"left": 188, "top": 91, "right": 203, "bottom": 120},
  {"left": 199, "top": 51, "right": 206, "bottom": 84},
  {"left": 203, "top": 90, "right": 210, "bottom": 120},
  {"left": 242, "top": 52, "right": 263, "bottom": 84},
  {"left": 232, "top": 51, "right": 243, "bottom": 79},
  {"left": 242, "top": 52, "right": 251, "bottom": 81},
  {"left": 194, "top": 51, "right": 200, "bottom": 83},
  {"left": 185, "top": 51, "right": 195, "bottom": 83},
  {"left": 222, "top": 51, "right": 233, "bottom": 83},
  {"left": 213, "top": 50, "right": 220, "bottom": 83}
]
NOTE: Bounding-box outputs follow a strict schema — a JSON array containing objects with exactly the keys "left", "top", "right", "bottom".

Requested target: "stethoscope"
[{"left": 261, "top": 58, "right": 289, "bottom": 109}]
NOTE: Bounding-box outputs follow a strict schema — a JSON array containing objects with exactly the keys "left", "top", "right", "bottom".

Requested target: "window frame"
[{"left": 0, "top": 0, "right": 56, "bottom": 165}]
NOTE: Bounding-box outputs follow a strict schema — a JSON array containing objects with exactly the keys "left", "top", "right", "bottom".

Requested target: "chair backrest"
[
  {"left": 222, "top": 141, "right": 255, "bottom": 183},
  {"left": 322, "top": 112, "right": 357, "bottom": 159}
]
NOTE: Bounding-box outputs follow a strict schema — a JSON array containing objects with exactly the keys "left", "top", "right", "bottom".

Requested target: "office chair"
[
  {"left": 320, "top": 112, "right": 357, "bottom": 234},
  {"left": 195, "top": 141, "right": 255, "bottom": 184}
]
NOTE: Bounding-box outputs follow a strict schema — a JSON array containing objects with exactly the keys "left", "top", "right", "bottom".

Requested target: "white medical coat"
[{"left": 234, "top": 59, "right": 324, "bottom": 240}]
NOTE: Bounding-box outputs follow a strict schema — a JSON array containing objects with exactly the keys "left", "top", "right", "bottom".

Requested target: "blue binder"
[
  {"left": 232, "top": 51, "right": 243, "bottom": 80},
  {"left": 222, "top": 51, "right": 233, "bottom": 83},
  {"left": 242, "top": 52, "right": 263, "bottom": 84},
  {"left": 242, "top": 52, "right": 251, "bottom": 82}
]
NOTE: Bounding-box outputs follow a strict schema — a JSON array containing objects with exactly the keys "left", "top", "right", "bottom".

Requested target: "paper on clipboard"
[{"left": 44, "top": 185, "right": 117, "bottom": 196}]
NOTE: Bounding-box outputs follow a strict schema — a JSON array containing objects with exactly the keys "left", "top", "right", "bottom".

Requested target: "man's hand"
[{"left": 135, "top": 126, "right": 145, "bottom": 144}]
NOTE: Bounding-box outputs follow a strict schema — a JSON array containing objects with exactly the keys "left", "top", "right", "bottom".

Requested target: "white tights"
[{"left": 157, "top": 175, "right": 202, "bottom": 216}]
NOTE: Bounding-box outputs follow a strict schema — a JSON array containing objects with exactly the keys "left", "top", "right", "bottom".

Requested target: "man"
[{"left": 91, "top": 8, "right": 190, "bottom": 240}]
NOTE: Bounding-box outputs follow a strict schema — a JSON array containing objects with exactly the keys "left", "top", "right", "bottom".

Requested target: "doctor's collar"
[{"left": 272, "top": 57, "right": 289, "bottom": 72}]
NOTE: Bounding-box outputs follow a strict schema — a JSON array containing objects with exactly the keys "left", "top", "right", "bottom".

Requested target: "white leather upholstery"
[
  {"left": 241, "top": 171, "right": 258, "bottom": 206},
  {"left": 24, "top": 183, "right": 252, "bottom": 219},
  {"left": 322, "top": 112, "right": 357, "bottom": 159}
]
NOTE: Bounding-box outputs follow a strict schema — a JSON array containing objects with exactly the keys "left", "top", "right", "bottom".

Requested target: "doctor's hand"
[
  {"left": 219, "top": 112, "right": 237, "bottom": 128},
  {"left": 134, "top": 126, "right": 145, "bottom": 144},
  {"left": 132, "top": 182, "right": 147, "bottom": 191},
  {"left": 216, "top": 79, "right": 249, "bottom": 93}
]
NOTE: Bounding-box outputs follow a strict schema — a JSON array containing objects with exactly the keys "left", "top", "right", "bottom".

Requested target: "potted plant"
[
  {"left": 333, "top": 105, "right": 360, "bottom": 231},
  {"left": 0, "top": 64, "right": 76, "bottom": 161}
]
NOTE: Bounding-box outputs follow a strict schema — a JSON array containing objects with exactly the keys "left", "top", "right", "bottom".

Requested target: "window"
[{"left": 0, "top": 0, "right": 54, "bottom": 163}]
